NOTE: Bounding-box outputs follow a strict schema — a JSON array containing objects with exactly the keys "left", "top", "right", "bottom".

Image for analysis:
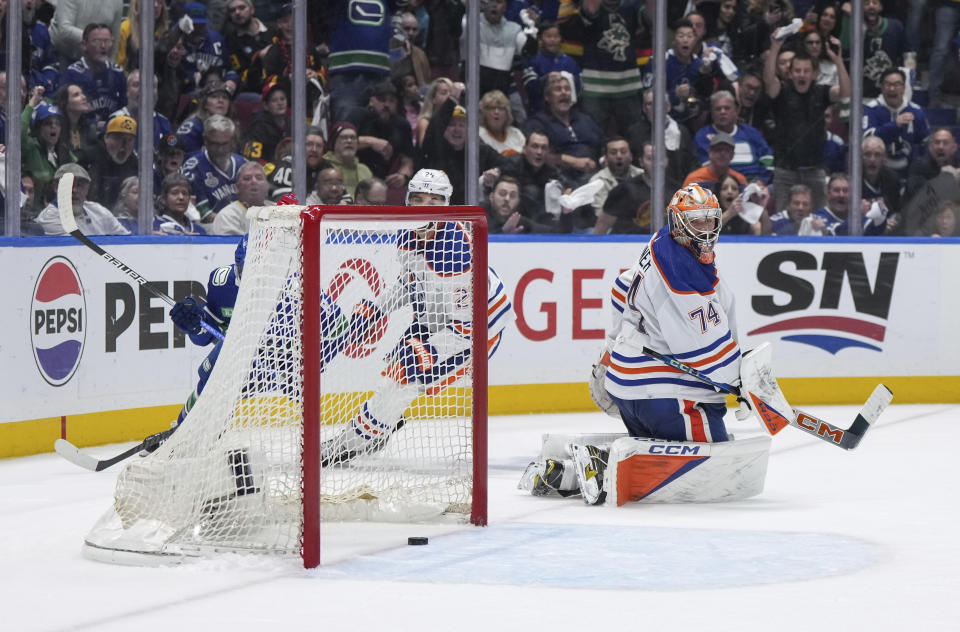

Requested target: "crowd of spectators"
[{"left": 2, "top": 0, "right": 960, "bottom": 238}]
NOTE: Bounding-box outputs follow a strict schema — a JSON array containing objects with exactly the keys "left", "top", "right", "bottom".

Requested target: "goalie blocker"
[{"left": 520, "top": 432, "right": 771, "bottom": 506}]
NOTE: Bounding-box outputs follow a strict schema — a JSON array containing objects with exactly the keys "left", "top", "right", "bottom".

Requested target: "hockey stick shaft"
[
  {"left": 57, "top": 174, "right": 224, "bottom": 341},
  {"left": 54, "top": 426, "right": 178, "bottom": 472},
  {"left": 641, "top": 346, "right": 892, "bottom": 450},
  {"left": 641, "top": 346, "right": 742, "bottom": 397}
]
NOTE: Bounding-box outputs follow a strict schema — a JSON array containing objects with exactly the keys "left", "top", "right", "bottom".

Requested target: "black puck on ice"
[{"left": 408, "top": 536, "right": 428, "bottom": 546}]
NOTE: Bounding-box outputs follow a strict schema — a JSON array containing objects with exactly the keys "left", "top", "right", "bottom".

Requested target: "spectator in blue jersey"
[
  {"left": 326, "top": 0, "right": 393, "bottom": 123},
  {"left": 222, "top": 0, "right": 275, "bottom": 81},
  {"left": 861, "top": 135, "right": 902, "bottom": 233},
  {"left": 521, "top": 21, "right": 581, "bottom": 116},
  {"left": 109, "top": 70, "right": 174, "bottom": 150},
  {"left": 15, "top": 1, "right": 59, "bottom": 95},
  {"left": 693, "top": 90, "right": 774, "bottom": 184},
  {"left": 863, "top": 68, "right": 929, "bottom": 179},
  {"left": 58, "top": 23, "right": 127, "bottom": 126},
  {"left": 88, "top": 114, "right": 139, "bottom": 209},
  {"left": 154, "top": 172, "right": 206, "bottom": 235},
  {"left": 48, "top": 0, "right": 124, "bottom": 64},
  {"left": 768, "top": 183, "right": 816, "bottom": 235},
  {"left": 53, "top": 83, "right": 98, "bottom": 168},
  {"left": 523, "top": 72, "right": 603, "bottom": 184},
  {"left": 813, "top": 173, "right": 890, "bottom": 236},
  {"left": 176, "top": 80, "right": 235, "bottom": 155},
  {"left": 171, "top": 2, "right": 240, "bottom": 95},
  {"left": 241, "top": 79, "right": 290, "bottom": 164},
  {"left": 181, "top": 114, "right": 246, "bottom": 220}
]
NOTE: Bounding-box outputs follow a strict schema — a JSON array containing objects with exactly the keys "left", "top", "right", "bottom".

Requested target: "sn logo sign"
[{"left": 748, "top": 251, "right": 900, "bottom": 354}]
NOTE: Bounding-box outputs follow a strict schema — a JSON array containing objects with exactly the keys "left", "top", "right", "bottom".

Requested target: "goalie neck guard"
[{"left": 667, "top": 184, "right": 722, "bottom": 264}]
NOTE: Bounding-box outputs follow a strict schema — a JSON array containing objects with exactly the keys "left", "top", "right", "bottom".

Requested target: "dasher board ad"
[{"left": 1, "top": 235, "right": 957, "bottom": 423}]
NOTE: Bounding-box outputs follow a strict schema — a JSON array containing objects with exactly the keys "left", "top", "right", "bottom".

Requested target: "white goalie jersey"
[{"left": 604, "top": 228, "right": 741, "bottom": 403}]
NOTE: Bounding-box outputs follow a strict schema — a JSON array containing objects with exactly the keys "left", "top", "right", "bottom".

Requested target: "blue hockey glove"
[{"left": 170, "top": 297, "right": 204, "bottom": 336}]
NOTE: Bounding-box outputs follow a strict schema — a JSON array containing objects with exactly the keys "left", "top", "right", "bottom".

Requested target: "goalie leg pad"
[{"left": 606, "top": 435, "right": 771, "bottom": 506}]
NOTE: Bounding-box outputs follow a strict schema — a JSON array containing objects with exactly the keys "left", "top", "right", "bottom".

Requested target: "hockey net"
[{"left": 83, "top": 205, "right": 488, "bottom": 567}]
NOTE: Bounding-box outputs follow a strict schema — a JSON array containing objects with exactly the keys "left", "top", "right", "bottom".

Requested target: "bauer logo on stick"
[{"left": 31, "top": 256, "right": 87, "bottom": 386}]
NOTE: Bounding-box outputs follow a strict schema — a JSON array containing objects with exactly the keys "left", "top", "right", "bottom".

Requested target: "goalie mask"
[
  {"left": 667, "top": 184, "right": 722, "bottom": 264},
  {"left": 406, "top": 168, "right": 452, "bottom": 206}
]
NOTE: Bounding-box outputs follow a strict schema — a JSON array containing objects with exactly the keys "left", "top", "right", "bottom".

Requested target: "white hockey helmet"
[{"left": 406, "top": 168, "right": 452, "bottom": 205}]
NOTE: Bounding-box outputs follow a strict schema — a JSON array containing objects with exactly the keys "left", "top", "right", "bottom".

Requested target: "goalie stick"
[
  {"left": 54, "top": 427, "right": 177, "bottom": 472},
  {"left": 56, "top": 173, "right": 224, "bottom": 342},
  {"left": 641, "top": 346, "right": 892, "bottom": 450}
]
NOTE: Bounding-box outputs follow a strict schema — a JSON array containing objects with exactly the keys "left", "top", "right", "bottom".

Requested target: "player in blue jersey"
[{"left": 320, "top": 169, "right": 515, "bottom": 466}]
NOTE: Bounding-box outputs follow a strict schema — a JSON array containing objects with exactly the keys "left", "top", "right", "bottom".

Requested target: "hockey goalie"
[{"left": 519, "top": 184, "right": 772, "bottom": 506}]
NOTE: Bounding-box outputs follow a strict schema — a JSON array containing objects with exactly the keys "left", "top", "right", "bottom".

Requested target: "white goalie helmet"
[{"left": 406, "top": 168, "right": 452, "bottom": 205}]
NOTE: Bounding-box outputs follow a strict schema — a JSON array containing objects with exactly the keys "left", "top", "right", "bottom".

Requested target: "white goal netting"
[{"left": 84, "top": 206, "right": 483, "bottom": 564}]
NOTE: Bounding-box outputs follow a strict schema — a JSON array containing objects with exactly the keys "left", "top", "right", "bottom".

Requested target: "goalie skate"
[
  {"left": 571, "top": 444, "right": 609, "bottom": 505},
  {"left": 518, "top": 459, "right": 574, "bottom": 497}
]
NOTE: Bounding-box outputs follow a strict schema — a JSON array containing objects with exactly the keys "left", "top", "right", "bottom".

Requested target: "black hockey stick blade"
[
  {"left": 54, "top": 427, "right": 177, "bottom": 472},
  {"left": 790, "top": 384, "right": 893, "bottom": 450}
]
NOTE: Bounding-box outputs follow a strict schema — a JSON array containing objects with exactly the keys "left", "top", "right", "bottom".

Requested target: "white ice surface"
[{"left": 2, "top": 404, "right": 959, "bottom": 632}]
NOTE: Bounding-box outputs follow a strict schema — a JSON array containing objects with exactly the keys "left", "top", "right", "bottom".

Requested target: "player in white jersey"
[
  {"left": 522, "top": 183, "right": 742, "bottom": 503},
  {"left": 321, "top": 169, "right": 514, "bottom": 465}
]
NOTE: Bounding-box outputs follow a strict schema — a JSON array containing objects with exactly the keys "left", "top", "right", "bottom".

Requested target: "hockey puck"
[{"left": 407, "top": 536, "right": 428, "bottom": 546}]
